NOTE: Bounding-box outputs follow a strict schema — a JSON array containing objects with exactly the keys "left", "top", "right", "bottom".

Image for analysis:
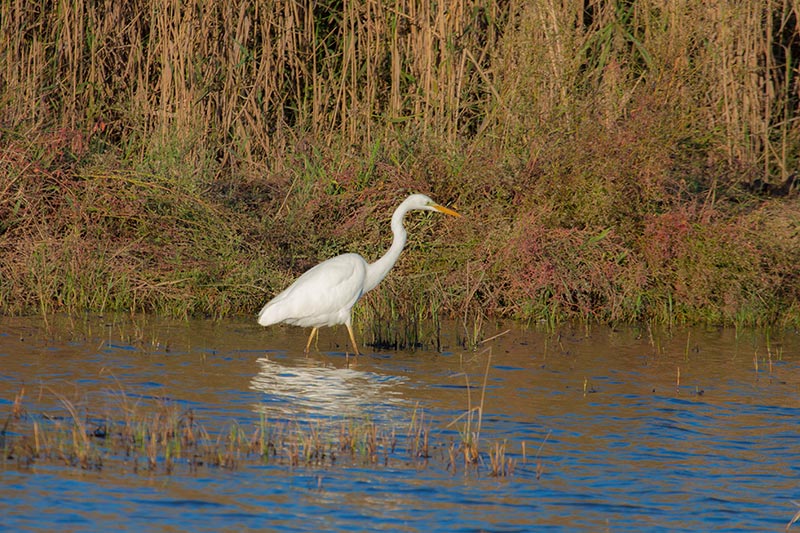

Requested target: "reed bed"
[
  {"left": 2, "top": 0, "right": 800, "bottom": 335},
  {"left": 3, "top": 0, "right": 795, "bottom": 175}
]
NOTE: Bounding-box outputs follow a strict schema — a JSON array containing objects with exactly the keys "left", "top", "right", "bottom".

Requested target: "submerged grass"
[{"left": 0, "top": 375, "right": 525, "bottom": 477}]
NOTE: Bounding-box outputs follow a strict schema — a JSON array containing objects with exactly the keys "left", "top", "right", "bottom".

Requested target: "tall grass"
[
  {"left": 0, "top": 0, "right": 503, "bottom": 165},
  {"left": 437, "top": 0, "right": 800, "bottom": 184},
  {"left": 3, "top": 0, "right": 797, "bottom": 176}
]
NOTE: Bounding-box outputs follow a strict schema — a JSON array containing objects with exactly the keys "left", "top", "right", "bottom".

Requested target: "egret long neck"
[{"left": 363, "top": 208, "right": 408, "bottom": 293}]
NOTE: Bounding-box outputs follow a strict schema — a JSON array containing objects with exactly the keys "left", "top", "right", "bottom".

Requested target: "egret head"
[{"left": 403, "top": 193, "right": 461, "bottom": 217}]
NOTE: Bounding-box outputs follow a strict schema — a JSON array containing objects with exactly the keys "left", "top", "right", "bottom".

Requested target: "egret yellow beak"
[{"left": 433, "top": 204, "right": 461, "bottom": 217}]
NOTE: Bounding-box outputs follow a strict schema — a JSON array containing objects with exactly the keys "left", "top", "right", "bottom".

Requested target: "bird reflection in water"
[{"left": 249, "top": 357, "right": 406, "bottom": 418}]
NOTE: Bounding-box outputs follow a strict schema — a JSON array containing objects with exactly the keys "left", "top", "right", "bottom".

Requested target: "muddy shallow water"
[{"left": 1, "top": 315, "right": 799, "bottom": 532}]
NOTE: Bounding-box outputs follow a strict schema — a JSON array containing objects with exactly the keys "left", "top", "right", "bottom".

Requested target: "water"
[{"left": 1, "top": 315, "right": 799, "bottom": 532}]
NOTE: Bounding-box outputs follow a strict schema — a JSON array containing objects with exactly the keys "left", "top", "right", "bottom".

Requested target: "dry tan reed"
[
  {"left": 4, "top": 0, "right": 794, "bottom": 178},
  {"left": 1, "top": 0, "right": 505, "bottom": 168}
]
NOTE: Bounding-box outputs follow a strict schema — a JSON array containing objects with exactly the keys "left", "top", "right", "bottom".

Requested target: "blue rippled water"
[{"left": 1, "top": 316, "right": 798, "bottom": 532}]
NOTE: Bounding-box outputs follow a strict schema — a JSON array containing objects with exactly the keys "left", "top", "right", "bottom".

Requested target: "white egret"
[{"left": 257, "top": 193, "right": 461, "bottom": 355}]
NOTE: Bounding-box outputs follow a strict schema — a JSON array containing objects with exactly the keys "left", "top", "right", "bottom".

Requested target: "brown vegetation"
[{"left": 1, "top": 0, "right": 799, "bottom": 336}]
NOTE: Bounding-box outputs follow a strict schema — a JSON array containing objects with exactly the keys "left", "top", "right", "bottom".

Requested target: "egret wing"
[{"left": 257, "top": 254, "right": 367, "bottom": 327}]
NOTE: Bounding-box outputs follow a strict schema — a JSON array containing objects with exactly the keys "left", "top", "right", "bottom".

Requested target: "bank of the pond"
[
  {"left": 3, "top": 1, "right": 800, "bottom": 332},
  {"left": 1, "top": 148, "right": 799, "bottom": 335}
]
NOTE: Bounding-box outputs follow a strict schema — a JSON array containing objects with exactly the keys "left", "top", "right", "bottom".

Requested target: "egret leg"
[
  {"left": 345, "top": 324, "right": 360, "bottom": 356},
  {"left": 304, "top": 327, "right": 318, "bottom": 354}
]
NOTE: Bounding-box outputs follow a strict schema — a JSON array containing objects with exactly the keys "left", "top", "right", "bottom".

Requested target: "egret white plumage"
[{"left": 257, "top": 193, "right": 461, "bottom": 355}]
